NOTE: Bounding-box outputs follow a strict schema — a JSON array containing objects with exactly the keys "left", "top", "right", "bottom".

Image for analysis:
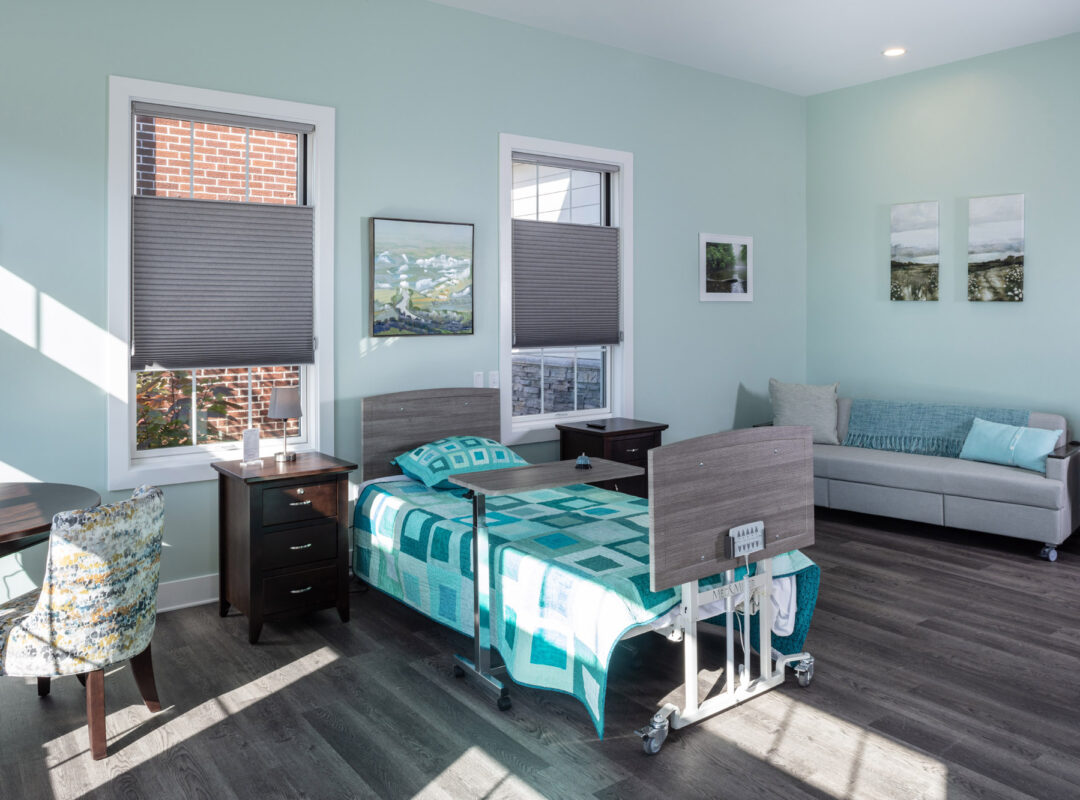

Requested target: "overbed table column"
[{"left": 449, "top": 458, "right": 645, "bottom": 710}]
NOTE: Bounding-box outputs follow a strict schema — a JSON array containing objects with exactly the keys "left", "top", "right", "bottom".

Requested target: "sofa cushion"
[
  {"left": 770, "top": 378, "right": 839, "bottom": 444},
  {"left": 959, "top": 417, "right": 1062, "bottom": 474},
  {"left": 814, "top": 444, "right": 1065, "bottom": 510}
]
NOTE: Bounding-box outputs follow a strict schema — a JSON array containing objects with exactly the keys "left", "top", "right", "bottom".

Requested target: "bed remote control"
[{"left": 586, "top": 422, "right": 606, "bottom": 429}]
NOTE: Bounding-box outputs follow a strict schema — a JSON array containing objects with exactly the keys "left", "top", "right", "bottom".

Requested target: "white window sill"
[
  {"left": 109, "top": 443, "right": 318, "bottom": 490},
  {"left": 505, "top": 413, "right": 614, "bottom": 446}
]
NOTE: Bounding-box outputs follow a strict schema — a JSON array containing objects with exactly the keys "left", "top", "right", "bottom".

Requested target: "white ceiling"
[{"left": 429, "top": 0, "right": 1080, "bottom": 95}]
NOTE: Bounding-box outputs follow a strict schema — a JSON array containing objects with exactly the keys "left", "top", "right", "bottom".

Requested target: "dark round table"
[{"left": 0, "top": 482, "right": 101, "bottom": 558}]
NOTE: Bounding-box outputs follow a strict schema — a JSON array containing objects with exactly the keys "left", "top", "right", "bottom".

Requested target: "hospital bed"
[{"left": 355, "top": 388, "right": 819, "bottom": 752}]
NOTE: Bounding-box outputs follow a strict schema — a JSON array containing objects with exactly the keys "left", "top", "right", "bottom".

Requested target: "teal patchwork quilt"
[{"left": 354, "top": 478, "right": 819, "bottom": 737}]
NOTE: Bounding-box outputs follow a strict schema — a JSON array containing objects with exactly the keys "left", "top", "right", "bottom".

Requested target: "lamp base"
[{"left": 275, "top": 452, "right": 297, "bottom": 462}]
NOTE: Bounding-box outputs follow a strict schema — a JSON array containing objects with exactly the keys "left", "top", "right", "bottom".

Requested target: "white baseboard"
[{"left": 157, "top": 573, "right": 217, "bottom": 613}]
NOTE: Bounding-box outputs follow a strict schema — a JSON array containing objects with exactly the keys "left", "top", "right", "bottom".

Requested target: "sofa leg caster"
[{"left": 1039, "top": 545, "right": 1058, "bottom": 562}]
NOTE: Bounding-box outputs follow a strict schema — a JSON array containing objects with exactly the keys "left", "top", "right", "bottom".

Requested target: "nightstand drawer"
[
  {"left": 263, "top": 565, "right": 338, "bottom": 615},
  {"left": 610, "top": 433, "right": 657, "bottom": 461},
  {"left": 263, "top": 521, "right": 337, "bottom": 571},
  {"left": 262, "top": 482, "right": 336, "bottom": 527}
]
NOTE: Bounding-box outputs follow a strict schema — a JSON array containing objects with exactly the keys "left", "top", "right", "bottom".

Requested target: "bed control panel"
[{"left": 725, "top": 520, "right": 765, "bottom": 559}]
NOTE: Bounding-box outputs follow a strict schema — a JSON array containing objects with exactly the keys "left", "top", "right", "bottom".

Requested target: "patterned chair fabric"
[{"left": 0, "top": 485, "right": 164, "bottom": 677}]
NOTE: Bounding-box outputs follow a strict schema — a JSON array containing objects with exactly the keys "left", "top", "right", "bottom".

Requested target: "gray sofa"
[{"left": 814, "top": 398, "right": 1080, "bottom": 558}]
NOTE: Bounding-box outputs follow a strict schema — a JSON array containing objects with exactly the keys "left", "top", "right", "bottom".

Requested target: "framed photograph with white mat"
[{"left": 700, "top": 233, "right": 753, "bottom": 302}]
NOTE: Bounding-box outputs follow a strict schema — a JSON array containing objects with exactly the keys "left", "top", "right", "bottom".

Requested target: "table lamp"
[{"left": 267, "top": 386, "right": 302, "bottom": 462}]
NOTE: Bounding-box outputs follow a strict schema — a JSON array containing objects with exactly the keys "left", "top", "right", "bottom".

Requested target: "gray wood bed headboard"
[
  {"left": 648, "top": 426, "right": 815, "bottom": 591},
  {"left": 361, "top": 388, "right": 500, "bottom": 481}
]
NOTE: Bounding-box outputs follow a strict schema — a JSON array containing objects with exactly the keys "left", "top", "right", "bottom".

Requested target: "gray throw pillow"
[{"left": 769, "top": 378, "right": 840, "bottom": 445}]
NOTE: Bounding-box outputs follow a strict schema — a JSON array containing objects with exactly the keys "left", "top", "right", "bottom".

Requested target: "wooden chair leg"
[
  {"left": 85, "top": 669, "right": 106, "bottom": 760},
  {"left": 129, "top": 645, "right": 161, "bottom": 713},
  {"left": 37, "top": 677, "right": 51, "bottom": 697}
]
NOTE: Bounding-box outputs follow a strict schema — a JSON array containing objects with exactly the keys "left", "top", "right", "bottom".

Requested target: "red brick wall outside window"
[{"left": 133, "top": 115, "right": 303, "bottom": 451}]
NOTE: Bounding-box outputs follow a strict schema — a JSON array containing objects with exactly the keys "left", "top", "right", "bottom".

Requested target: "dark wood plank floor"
[{"left": 3, "top": 510, "right": 1079, "bottom": 800}]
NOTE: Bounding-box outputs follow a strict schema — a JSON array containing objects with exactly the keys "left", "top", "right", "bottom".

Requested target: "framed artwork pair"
[{"left": 890, "top": 194, "right": 1024, "bottom": 302}]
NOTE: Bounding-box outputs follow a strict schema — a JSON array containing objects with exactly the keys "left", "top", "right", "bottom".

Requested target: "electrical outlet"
[
  {"left": 473, "top": 371, "right": 484, "bottom": 388},
  {"left": 725, "top": 520, "right": 765, "bottom": 559},
  {"left": 488, "top": 370, "right": 500, "bottom": 389}
]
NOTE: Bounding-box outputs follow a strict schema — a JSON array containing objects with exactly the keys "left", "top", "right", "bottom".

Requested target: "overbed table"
[
  {"left": 0, "top": 482, "right": 102, "bottom": 558},
  {"left": 448, "top": 458, "right": 644, "bottom": 709}
]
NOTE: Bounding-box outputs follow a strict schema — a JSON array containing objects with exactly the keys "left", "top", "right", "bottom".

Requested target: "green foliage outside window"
[{"left": 136, "top": 370, "right": 242, "bottom": 450}]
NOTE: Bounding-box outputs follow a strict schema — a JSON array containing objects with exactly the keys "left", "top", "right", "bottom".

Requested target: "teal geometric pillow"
[{"left": 394, "top": 435, "right": 528, "bottom": 489}]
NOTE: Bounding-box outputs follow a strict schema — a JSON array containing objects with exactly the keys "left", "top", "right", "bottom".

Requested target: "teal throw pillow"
[
  {"left": 394, "top": 435, "right": 528, "bottom": 489},
  {"left": 958, "top": 417, "right": 1062, "bottom": 474}
]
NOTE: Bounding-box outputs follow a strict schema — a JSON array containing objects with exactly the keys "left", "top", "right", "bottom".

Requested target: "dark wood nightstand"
[
  {"left": 212, "top": 451, "right": 357, "bottom": 643},
  {"left": 555, "top": 417, "right": 669, "bottom": 498}
]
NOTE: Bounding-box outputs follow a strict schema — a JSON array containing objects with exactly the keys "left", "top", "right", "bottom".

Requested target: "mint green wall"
[
  {"left": 806, "top": 36, "right": 1080, "bottom": 429},
  {"left": 0, "top": 0, "right": 806, "bottom": 599}
]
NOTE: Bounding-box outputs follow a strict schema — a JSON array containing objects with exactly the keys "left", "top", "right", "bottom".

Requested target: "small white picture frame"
[
  {"left": 700, "top": 233, "right": 753, "bottom": 302},
  {"left": 240, "top": 428, "right": 262, "bottom": 466}
]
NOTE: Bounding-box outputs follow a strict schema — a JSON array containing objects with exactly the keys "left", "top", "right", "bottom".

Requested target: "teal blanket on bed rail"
[
  {"left": 843, "top": 399, "right": 1029, "bottom": 458},
  {"left": 354, "top": 478, "right": 819, "bottom": 737}
]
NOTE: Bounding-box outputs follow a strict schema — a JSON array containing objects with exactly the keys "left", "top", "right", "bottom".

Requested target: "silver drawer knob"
[
  {"left": 289, "top": 586, "right": 313, "bottom": 595},
  {"left": 289, "top": 543, "right": 313, "bottom": 550},
  {"left": 289, "top": 500, "right": 312, "bottom": 507}
]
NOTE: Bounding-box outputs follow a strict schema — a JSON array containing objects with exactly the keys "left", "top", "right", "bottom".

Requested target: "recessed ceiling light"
[{"left": 883, "top": 47, "right": 907, "bottom": 57}]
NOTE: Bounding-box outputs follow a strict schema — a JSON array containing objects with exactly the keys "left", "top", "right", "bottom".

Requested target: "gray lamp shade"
[{"left": 267, "top": 387, "right": 302, "bottom": 420}]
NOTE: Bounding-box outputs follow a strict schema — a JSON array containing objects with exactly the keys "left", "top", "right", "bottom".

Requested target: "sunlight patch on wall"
[
  {"left": 0, "top": 265, "right": 128, "bottom": 400},
  {"left": 0, "top": 265, "right": 38, "bottom": 348},
  {"left": 39, "top": 293, "right": 127, "bottom": 400},
  {"left": 0, "top": 460, "right": 39, "bottom": 482}
]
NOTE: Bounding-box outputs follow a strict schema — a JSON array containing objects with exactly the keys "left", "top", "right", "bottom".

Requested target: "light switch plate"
[
  {"left": 488, "top": 370, "right": 500, "bottom": 388},
  {"left": 473, "top": 371, "right": 484, "bottom": 388}
]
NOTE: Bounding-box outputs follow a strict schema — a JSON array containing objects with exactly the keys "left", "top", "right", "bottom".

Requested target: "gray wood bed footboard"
[
  {"left": 648, "top": 426, "right": 815, "bottom": 591},
  {"left": 361, "top": 388, "right": 500, "bottom": 480}
]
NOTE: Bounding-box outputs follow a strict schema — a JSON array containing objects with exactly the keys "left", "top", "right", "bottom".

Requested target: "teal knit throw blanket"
[{"left": 843, "top": 400, "right": 1030, "bottom": 458}]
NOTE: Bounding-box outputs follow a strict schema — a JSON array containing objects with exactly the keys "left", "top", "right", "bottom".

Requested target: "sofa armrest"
[{"left": 1046, "top": 441, "right": 1080, "bottom": 482}]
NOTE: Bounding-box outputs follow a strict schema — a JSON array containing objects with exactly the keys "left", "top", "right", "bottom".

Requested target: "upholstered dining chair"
[{"left": 0, "top": 485, "right": 165, "bottom": 760}]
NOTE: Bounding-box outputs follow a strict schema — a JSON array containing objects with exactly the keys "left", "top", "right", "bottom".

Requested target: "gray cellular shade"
[
  {"left": 511, "top": 218, "right": 620, "bottom": 348},
  {"left": 511, "top": 151, "right": 619, "bottom": 174},
  {"left": 131, "top": 196, "right": 314, "bottom": 369},
  {"left": 132, "top": 102, "right": 314, "bottom": 134}
]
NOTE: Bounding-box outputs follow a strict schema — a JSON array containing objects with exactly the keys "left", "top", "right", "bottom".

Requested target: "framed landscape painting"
[
  {"left": 968, "top": 194, "right": 1024, "bottom": 302},
  {"left": 370, "top": 217, "right": 474, "bottom": 336},
  {"left": 700, "top": 233, "right": 753, "bottom": 302},
  {"left": 890, "top": 201, "right": 939, "bottom": 301}
]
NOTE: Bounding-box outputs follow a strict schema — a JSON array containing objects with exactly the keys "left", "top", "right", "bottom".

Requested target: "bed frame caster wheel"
[
  {"left": 794, "top": 656, "right": 814, "bottom": 688},
  {"left": 1039, "top": 546, "right": 1058, "bottom": 562},
  {"left": 452, "top": 664, "right": 465, "bottom": 678},
  {"left": 496, "top": 694, "right": 512, "bottom": 712},
  {"left": 635, "top": 715, "right": 670, "bottom": 755}
]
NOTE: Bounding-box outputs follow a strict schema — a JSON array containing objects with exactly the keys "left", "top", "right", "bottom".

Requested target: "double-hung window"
[
  {"left": 107, "top": 78, "right": 335, "bottom": 489},
  {"left": 499, "top": 135, "right": 634, "bottom": 444}
]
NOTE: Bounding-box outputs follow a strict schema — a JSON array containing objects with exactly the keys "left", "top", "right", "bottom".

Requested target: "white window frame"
[
  {"left": 498, "top": 133, "right": 634, "bottom": 445},
  {"left": 107, "top": 77, "right": 335, "bottom": 490},
  {"left": 126, "top": 366, "right": 313, "bottom": 463}
]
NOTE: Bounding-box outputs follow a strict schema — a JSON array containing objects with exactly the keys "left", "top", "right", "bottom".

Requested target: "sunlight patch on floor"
[
  {"left": 44, "top": 646, "right": 340, "bottom": 799},
  {"left": 412, "top": 745, "right": 547, "bottom": 800},
  {"left": 706, "top": 691, "right": 947, "bottom": 800}
]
